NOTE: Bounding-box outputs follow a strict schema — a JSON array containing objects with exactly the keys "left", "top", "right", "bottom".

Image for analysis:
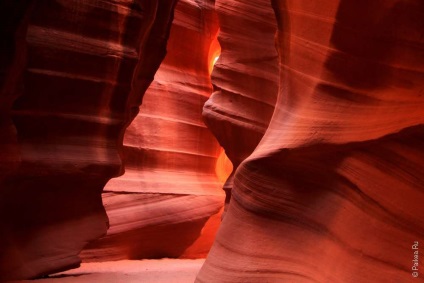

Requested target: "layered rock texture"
[
  {"left": 197, "top": 0, "right": 424, "bottom": 282},
  {"left": 202, "top": 0, "right": 279, "bottom": 208},
  {"left": 81, "top": 0, "right": 226, "bottom": 261},
  {"left": 0, "top": 0, "right": 178, "bottom": 280}
]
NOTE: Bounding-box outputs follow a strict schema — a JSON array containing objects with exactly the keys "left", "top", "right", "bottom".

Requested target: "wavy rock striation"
[
  {"left": 81, "top": 0, "right": 226, "bottom": 261},
  {"left": 0, "top": 0, "right": 177, "bottom": 280},
  {"left": 197, "top": 0, "right": 424, "bottom": 282},
  {"left": 202, "top": 0, "right": 279, "bottom": 209}
]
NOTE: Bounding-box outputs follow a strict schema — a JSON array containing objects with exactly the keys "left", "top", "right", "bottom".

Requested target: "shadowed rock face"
[
  {"left": 0, "top": 0, "right": 177, "bottom": 280},
  {"left": 197, "top": 0, "right": 424, "bottom": 282},
  {"left": 81, "top": 0, "right": 226, "bottom": 261}
]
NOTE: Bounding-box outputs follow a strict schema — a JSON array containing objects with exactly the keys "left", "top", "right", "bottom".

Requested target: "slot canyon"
[{"left": 0, "top": 0, "right": 423, "bottom": 282}]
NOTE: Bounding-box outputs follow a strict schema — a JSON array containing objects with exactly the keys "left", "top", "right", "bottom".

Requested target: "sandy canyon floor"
[{"left": 9, "top": 259, "right": 205, "bottom": 283}]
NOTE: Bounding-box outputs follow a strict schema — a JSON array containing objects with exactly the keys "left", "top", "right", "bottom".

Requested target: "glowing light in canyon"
[
  {"left": 215, "top": 149, "right": 233, "bottom": 183},
  {"left": 208, "top": 29, "right": 221, "bottom": 75}
]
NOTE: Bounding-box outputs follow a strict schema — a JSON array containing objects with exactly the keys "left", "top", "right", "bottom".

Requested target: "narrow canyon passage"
[{"left": 81, "top": 0, "right": 230, "bottom": 262}]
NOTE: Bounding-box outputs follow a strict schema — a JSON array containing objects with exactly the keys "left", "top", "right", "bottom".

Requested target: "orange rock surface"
[
  {"left": 202, "top": 0, "right": 279, "bottom": 210},
  {"left": 81, "top": 0, "right": 226, "bottom": 262},
  {"left": 197, "top": 0, "right": 424, "bottom": 282}
]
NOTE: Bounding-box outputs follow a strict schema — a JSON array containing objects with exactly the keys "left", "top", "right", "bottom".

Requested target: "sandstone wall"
[
  {"left": 0, "top": 0, "right": 177, "bottom": 280},
  {"left": 81, "top": 0, "right": 226, "bottom": 261},
  {"left": 202, "top": 0, "right": 279, "bottom": 210},
  {"left": 197, "top": 0, "right": 424, "bottom": 282}
]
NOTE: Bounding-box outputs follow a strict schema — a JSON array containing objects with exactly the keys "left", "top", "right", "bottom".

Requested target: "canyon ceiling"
[{"left": 1, "top": 0, "right": 423, "bottom": 282}]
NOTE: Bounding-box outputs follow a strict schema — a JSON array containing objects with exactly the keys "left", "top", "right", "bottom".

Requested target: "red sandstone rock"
[
  {"left": 197, "top": 0, "right": 424, "bottom": 282},
  {"left": 202, "top": 0, "right": 279, "bottom": 210},
  {"left": 80, "top": 0, "right": 226, "bottom": 262},
  {"left": 0, "top": 0, "right": 177, "bottom": 280}
]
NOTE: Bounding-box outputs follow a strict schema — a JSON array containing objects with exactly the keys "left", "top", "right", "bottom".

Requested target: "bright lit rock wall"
[
  {"left": 0, "top": 0, "right": 177, "bottom": 280},
  {"left": 197, "top": 0, "right": 424, "bottom": 282},
  {"left": 81, "top": 0, "right": 226, "bottom": 261},
  {"left": 202, "top": 0, "right": 279, "bottom": 209}
]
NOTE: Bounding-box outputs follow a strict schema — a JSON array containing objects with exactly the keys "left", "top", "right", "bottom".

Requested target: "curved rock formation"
[
  {"left": 81, "top": 0, "right": 226, "bottom": 261},
  {"left": 202, "top": 0, "right": 279, "bottom": 209},
  {"left": 197, "top": 0, "right": 424, "bottom": 282},
  {"left": 0, "top": 0, "right": 177, "bottom": 280}
]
